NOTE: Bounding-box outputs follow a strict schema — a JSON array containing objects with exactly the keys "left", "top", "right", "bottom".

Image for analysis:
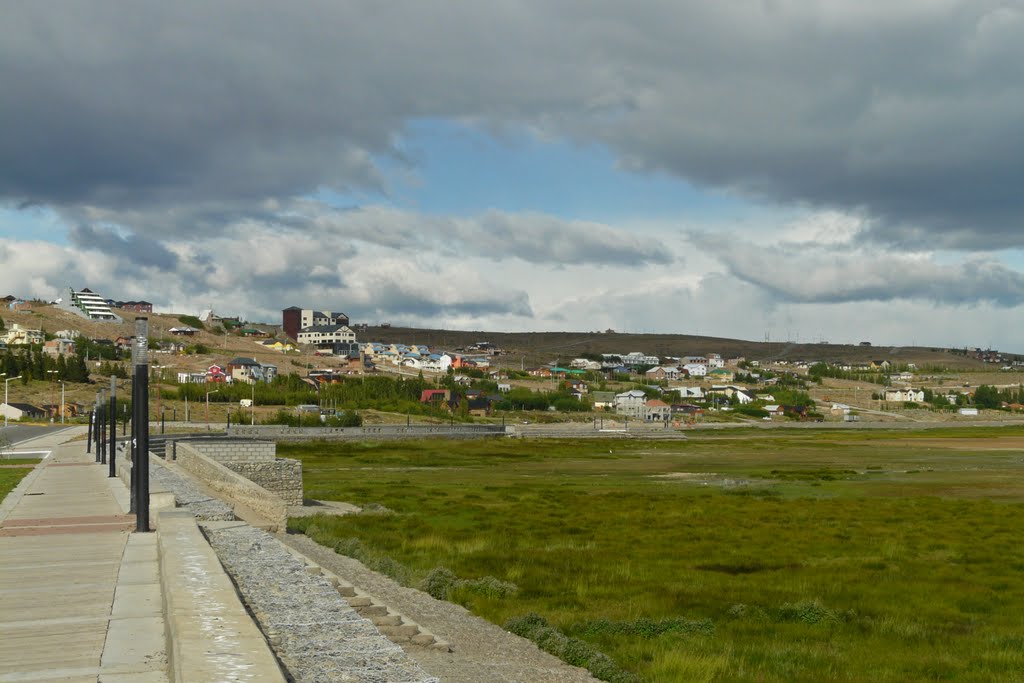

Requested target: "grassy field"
[
  {"left": 0, "top": 462, "right": 36, "bottom": 499},
  {"left": 283, "top": 428, "right": 1024, "bottom": 682}
]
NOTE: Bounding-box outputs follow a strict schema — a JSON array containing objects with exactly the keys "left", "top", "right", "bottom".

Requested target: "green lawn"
[
  {"left": 283, "top": 428, "right": 1024, "bottom": 682},
  {"left": 0, "top": 463, "right": 35, "bottom": 499}
]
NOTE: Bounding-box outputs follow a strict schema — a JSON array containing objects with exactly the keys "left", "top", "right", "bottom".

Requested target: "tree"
[{"left": 973, "top": 384, "right": 1001, "bottom": 410}]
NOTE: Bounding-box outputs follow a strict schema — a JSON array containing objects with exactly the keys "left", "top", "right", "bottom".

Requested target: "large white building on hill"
[{"left": 55, "top": 287, "right": 122, "bottom": 322}]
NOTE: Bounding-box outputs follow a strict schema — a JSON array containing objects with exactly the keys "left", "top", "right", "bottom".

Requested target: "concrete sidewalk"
[{"left": 0, "top": 431, "right": 167, "bottom": 683}]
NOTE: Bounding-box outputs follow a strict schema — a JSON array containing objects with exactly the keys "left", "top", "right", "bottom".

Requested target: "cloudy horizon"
[{"left": 3, "top": 2, "right": 1024, "bottom": 351}]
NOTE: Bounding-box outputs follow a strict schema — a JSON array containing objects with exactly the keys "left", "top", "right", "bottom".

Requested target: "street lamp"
[
  {"left": 59, "top": 380, "right": 66, "bottom": 425},
  {"left": 2, "top": 374, "right": 23, "bottom": 429},
  {"left": 205, "top": 388, "right": 219, "bottom": 428}
]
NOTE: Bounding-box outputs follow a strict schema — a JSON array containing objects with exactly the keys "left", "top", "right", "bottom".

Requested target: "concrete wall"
[
  {"left": 227, "top": 424, "right": 506, "bottom": 442},
  {"left": 174, "top": 442, "right": 288, "bottom": 530}
]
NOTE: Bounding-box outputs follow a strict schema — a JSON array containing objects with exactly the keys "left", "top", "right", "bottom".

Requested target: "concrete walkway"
[{"left": 0, "top": 430, "right": 167, "bottom": 683}]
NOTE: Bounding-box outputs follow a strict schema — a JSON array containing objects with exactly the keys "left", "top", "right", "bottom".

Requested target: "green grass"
[
  {"left": 283, "top": 429, "right": 1024, "bottom": 682},
  {"left": 0, "top": 465, "right": 34, "bottom": 499}
]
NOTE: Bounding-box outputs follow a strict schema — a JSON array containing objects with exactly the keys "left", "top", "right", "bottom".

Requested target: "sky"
[{"left": 3, "top": 2, "right": 1024, "bottom": 351}]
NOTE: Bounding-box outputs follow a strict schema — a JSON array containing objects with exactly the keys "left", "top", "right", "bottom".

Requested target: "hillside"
[
  {"left": 355, "top": 326, "right": 993, "bottom": 371},
  {"left": 2, "top": 304, "right": 997, "bottom": 374}
]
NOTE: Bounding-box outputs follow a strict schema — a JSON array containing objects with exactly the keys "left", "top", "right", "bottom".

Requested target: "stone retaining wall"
[
  {"left": 174, "top": 442, "right": 288, "bottom": 530},
  {"left": 224, "top": 459, "right": 303, "bottom": 506}
]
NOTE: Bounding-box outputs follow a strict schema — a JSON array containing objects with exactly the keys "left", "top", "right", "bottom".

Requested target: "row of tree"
[{"left": 1, "top": 347, "right": 91, "bottom": 384}]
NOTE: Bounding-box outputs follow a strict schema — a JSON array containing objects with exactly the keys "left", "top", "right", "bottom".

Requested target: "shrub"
[
  {"left": 333, "top": 537, "right": 366, "bottom": 558},
  {"left": 774, "top": 599, "right": 838, "bottom": 625},
  {"left": 420, "top": 566, "right": 459, "bottom": 600},
  {"left": 505, "top": 613, "right": 639, "bottom": 683},
  {"left": 457, "top": 575, "right": 519, "bottom": 599}
]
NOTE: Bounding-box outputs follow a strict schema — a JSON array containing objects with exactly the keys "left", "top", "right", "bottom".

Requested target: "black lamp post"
[{"left": 132, "top": 317, "right": 151, "bottom": 532}]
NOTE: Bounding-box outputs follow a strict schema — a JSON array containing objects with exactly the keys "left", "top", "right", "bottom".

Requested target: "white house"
[
  {"left": 0, "top": 402, "right": 45, "bottom": 421},
  {"left": 683, "top": 363, "right": 707, "bottom": 377},
  {"left": 621, "top": 351, "right": 660, "bottom": 366},
  {"left": 2, "top": 324, "right": 44, "bottom": 346},
  {"left": 296, "top": 324, "right": 357, "bottom": 346},
  {"left": 706, "top": 354, "right": 725, "bottom": 369},
  {"left": 885, "top": 388, "right": 925, "bottom": 403},
  {"left": 614, "top": 390, "right": 648, "bottom": 417},
  {"left": 674, "top": 386, "right": 704, "bottom": 399}
]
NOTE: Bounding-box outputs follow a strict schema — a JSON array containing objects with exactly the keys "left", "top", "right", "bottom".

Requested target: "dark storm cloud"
[
  {"left": 68, "top": 224, "right": 178, "bottom": 270},
  {"left": 2, "top": 2, "right": 1023, "bottom": 248}
]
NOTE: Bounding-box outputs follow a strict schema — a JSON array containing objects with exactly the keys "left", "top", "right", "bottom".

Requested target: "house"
[
  {"left": 296, "top": 324, "right": 357, "bottom": 347},
  {"left": 884, "top": 388, "right": 925, "bottom": 403},
  {"left": 497, "top": 383, "right": 512, "bottom": 393},
  {"left": 591, "top": 391, "right": 616, "bottom": 410},
  {"left": 643, "top": 399, "right": 671, "bottom": 422},
  {"left": 204, "top": 362, "right": 227, "bottom": 385},
  {"left": 829, "top": 403, "right": 852, "bottom": 416},
  {"left": 282, "top": 307, "right": 350, "bottom": 340},
  {"left": 674, "top": 386, "right": 704, "bottom": 400},
  {"left": 763, "top": 404, "right": 784, "bottom": 417},
  {"left": 870, "top": 360, "right": 891, "bottom": 370},
  {"left": 613, "top": 390, "right": 648, "bottom": 417},
  {"left": 2, "top": 324, "right": 44, "bottom": 346},
  {"left": 780, "top": 405, "right": 809, "bottom": 418},
  {"left": 566, "top": 379, "right": 588, "bottom": 394},
  {"left": 706, "top": 354, "right": 725, "bottom": 369},
  {"left": 466, "top": 397, "right": 492, "bottom": 417},
  {"left": 43, "top": 338, "right": 76, "bottom": 357},
  {"left": 645, "top": 366, "right": 680, "bottom": 381},
  {"left": 420, "top": 389, "right": 451, "bottom": 405},
  {"left": 226, "top": 358, "right": 277, "bottom": 384},
  {"left": 682, "top": 363, "right": 707, "bottom": 378},
  {"left": 621, "top": 351, "right": 660, "bottom": 367},
  {"left": 168, "top": 326, "right": 198, "bottom": 336},
  {"left": 116, "top": 300, "right": 153, "bottom": 313},
  {"left": 0, "top": 402, "right": 45, "bottom": 421}
]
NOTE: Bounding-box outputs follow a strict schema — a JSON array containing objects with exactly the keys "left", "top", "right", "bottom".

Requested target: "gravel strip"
[
  {"left": 150, "top": 456, "right": 236, "bottom": 520},
  {"left": 206, "top": 523, "right": 438, "bottom": 683},
  {"left": 278, "top": 533, "right": 599, "bottom": 683}
]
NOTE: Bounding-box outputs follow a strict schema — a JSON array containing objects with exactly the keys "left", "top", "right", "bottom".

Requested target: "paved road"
[{"left": 0, "top": 424, "right": 79, "bottom": 446}]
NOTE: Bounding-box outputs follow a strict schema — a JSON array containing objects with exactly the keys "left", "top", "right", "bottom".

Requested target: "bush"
[
  {"left": 457, "top": 575, "right": 519, "bottom": 599},
  {"left": 774, "top": 599, "right": 838, "bottom": 625},
  {"left": 420, "top": 566, "right": 459, "bottom": 600},
  {"left": 737, "top": 405, "right": 769, "bottom": 418},
  {"left": 505, "top": 613, "right": 639, "bottom": 683}
]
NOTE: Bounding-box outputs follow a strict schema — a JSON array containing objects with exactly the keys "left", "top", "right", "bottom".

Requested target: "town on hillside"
[{"left": 2, "top": 289, "right": 1024, "bottom": 426}]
